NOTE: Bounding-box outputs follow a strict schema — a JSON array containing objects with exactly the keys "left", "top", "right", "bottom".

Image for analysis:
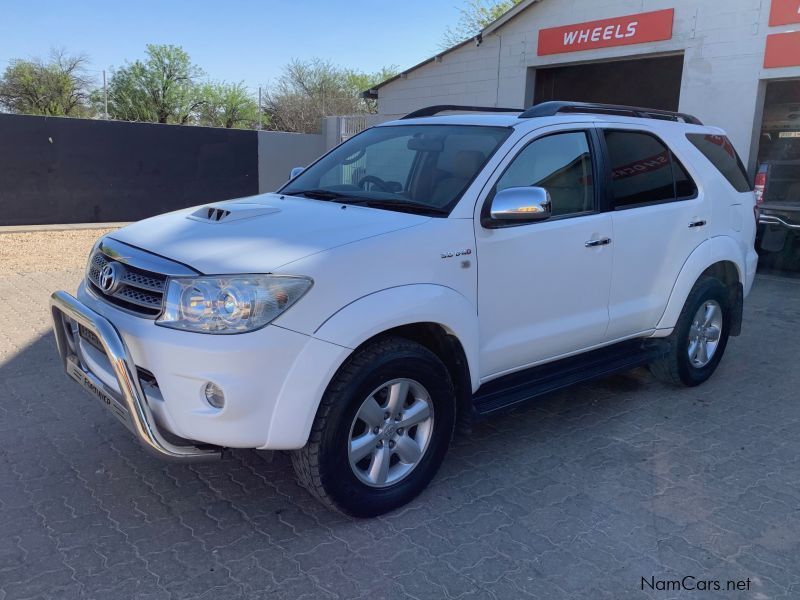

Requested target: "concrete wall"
[
  {"left": 0, "top": 114, "right": 259, "bottom": 226},
  {"left": 0, "top": 114, "right": 330, "bottom": 225},
  {"left": 377, "top": 0, "right": 800, "bottom": 167},
  {"left": 257, "top": 130, "right": 326, "bottom": 193}
]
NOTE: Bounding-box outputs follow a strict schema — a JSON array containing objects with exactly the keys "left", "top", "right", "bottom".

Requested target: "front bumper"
[
  {"left": 53, "top": 283, "right": 352, "bottom": 453},
  {"left": 50, "top": 291, "right": 221, "bottom": 461}
]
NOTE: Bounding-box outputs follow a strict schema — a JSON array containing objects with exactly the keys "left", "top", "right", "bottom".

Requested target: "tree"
[
  {"left": 196, "top": 82, "right": 259, "bottom": 128},
  {"left": 105, "top": 44, "right": 204, "bottom": 124},
  {"left": 263, "top": 59, "right": 397, "bottom": 133},
  {"left": 0, "top": 49, "right": 94, "bottom": 117},
  {"left": 440, "top": 0, "right": 524, "bottom": 48}
]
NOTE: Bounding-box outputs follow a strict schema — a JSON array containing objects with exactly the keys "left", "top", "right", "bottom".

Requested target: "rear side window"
[
  {"left": 687, "top": 134, "right": 752, "bottom": 192},
  {"left": 673, "top": 158, "right": 697, "bottom": 200},
  {"left": 604, "top": 130, "right": 698, "bottom": 209}
]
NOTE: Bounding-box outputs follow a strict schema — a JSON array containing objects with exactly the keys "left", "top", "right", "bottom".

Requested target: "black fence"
[{"left": 0, "top": 114, "right": 259, "bottom": 226}]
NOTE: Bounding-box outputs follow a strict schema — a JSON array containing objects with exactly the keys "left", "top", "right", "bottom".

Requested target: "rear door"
[{"left": 598, "top": 125, "right": 708, "bottom": 339}]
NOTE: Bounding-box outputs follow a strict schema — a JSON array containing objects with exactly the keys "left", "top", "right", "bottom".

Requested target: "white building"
[{"left": 364, "top": 0, "right": 800, "bottom": 171}]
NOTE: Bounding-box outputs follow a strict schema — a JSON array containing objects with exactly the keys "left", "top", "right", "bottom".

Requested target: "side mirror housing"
[
  {"left": 489, "top": 186, "right": 552, "bottom": 223},
  {"left": 290, "top": 166, "right": 305, "bottom": 179}
]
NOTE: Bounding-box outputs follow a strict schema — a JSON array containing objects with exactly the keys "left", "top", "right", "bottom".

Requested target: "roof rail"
[
  {"left": 518, "top": 101, "right": 703, "bottom": 125},
  {"left": 402, "top": 105, "right": 523, "bottom": 119}
]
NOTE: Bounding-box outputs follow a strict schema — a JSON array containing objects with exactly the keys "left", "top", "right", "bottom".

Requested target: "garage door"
[{"left": 532, "top": 54, "right": 684, "bottom": 111}]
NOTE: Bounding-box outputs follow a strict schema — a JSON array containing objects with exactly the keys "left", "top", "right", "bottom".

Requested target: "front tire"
[
  {"left": 292, "top": 337, "right": 455, "bottom": 517},
  {"left": 649, "top": 277, "right": 732, "bottom": 387}
]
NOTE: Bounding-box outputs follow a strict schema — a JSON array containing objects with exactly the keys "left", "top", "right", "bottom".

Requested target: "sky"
[{"left": 0, "top": 0, "right": 462, "bottom": 92}]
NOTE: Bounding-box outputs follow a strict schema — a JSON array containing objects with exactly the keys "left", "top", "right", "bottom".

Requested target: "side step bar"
[{"left": 472, "top": 339, "right": 669, "bottom": 416}]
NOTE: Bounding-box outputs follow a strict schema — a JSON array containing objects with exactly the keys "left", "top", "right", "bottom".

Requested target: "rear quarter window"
[{"left": 687, "top": 134, "right": 752, "bottom": 192}]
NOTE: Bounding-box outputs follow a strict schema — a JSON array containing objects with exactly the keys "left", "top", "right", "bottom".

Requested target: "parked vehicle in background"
[
  {"left": 50, "top": 102, "right": 757, "bottom": 517},
  {"left": 755, "top": 127, "right": 800, "bottom": 266}
]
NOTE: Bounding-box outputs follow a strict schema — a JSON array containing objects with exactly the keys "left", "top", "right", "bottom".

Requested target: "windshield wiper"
[
  {"left": 284, "top": 189, "right": 349, "bottom": 201},
  {"left": 339, "top": 198, "right": 448, "bottom": 216},
  {"left": 285, "top": 190, "right": 447, "bottom": 215}
]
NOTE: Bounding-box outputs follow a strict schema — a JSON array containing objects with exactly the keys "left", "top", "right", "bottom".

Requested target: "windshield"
[{"left": 280, "top": 124, "right": 511, "bottom": 215}]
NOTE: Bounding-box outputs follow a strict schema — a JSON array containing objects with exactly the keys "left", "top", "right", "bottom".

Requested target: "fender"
[
  {"left": 314, "top": 284, "right": 481, "bottom": 391},
  {"left": 262, "top": 284, "right": 481, "bottom": 449},
  {"left": 655, "top": 236, "right": 745, "bottom": 333}
]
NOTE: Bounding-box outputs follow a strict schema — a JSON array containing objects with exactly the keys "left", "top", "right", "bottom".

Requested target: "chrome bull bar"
[{"left": 50, "top": 290, "right": 221, "bottom": 461}]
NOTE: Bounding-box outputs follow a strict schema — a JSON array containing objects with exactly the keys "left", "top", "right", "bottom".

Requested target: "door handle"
[
  {"left": 689, "top": 220, "right": 707, "bottom": 228},
  {"left": 585, "top": 237, "right": 612, "bottom": 248}
]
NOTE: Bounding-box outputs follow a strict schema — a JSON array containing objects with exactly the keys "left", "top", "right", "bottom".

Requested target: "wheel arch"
[
  {"left": 656, "top": 237, "right": 745, "bottom": 334},
  {"left": 267, "top": 285, "right": 480, "bottom": 449},
  {"left": 313, "top": 284, "right": 480, "bottom": 391},
  {"left": 351, "top": 322, "right": 474, "bottom": 435}
]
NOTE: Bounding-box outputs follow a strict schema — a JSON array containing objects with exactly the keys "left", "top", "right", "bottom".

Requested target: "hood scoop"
[{"left": 188, "top": 202, "right": 281, "bottom": 224}]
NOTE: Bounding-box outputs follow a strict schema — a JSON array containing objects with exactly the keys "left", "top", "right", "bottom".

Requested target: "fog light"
[{"left": 204, "top": 382, "right": 225, "bottom": 409}]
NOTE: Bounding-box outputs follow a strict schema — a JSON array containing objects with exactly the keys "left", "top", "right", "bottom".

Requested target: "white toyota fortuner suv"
[{"left": 51, "top": 102, "right": 758, "bottom": 517}]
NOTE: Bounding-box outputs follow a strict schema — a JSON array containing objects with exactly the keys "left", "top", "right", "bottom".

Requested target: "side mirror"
[
  {"left": 290, "top": 166, "right": 305, "bottom": 179},
  {"left": 489, "top": 186, "right": 552, "bottom": 223}
]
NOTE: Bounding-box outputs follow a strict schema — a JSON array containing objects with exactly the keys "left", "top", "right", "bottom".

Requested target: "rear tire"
[
  {"left": 292, "top": 337, "right": 455, "bottom": 517},
  {"left": 649, "top": 277, "right": 731, "bottom": 387}
]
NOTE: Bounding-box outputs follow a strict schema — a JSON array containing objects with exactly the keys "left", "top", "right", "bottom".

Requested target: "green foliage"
[
  {"left": 263, "top": 59, "right": 398, "bottom": 133},
  {"left": 105, "top": 44, "right": 204, "bottom": 124},
  {"left": 196, "top": 82, "right": 259, "bottom": 129},
  {"left": 2, "top": 44, "right": 396, "bottom": 131},
  {"left": 0, "top": 49, "right": 94, "bottom": 116},
  {"left": 441, "top": 0, "right": 524, "bottom": 48}
]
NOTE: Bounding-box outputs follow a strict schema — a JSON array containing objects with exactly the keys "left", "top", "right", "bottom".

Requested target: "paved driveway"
[{"left": 2, "top": 236, "right": 800, "bottom": 599}]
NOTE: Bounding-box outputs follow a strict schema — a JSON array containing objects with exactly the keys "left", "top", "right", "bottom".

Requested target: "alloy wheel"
[
  {"left": 687, "top": 300, "right": 723, "bottom": 368},
  {"left": 347, "top": 378, "right": 434, "bottom": 488}
]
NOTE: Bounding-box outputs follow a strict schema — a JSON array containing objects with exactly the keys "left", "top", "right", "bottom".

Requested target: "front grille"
[{"left": 87, "top": 252, "right": 167, "bottom": 317}]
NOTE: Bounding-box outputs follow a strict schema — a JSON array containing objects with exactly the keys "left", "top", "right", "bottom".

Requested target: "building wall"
[
  {"left": 257, "top": 130, "right": 326, "bottom": 192},
  {"left": 377, "top": 0, "right": 800, "bottom": 167}
]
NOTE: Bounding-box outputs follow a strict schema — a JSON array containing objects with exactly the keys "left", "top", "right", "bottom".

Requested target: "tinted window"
[
  {"left": 673, "top": 156, "right": 698, "bottom": 199},
  {"left": 687, "top": 133, "right": 752, "bottom": 192},
  {"left": 494, "top": 131, "right": 594, "bottom": 217},
  {"left": 604, "top": 131, "right": 676, "bottom": 208}
]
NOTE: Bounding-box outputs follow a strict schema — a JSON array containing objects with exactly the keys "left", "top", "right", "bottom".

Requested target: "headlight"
[{"left": 157, "top": 275, "right": 312, "bottom": 334}]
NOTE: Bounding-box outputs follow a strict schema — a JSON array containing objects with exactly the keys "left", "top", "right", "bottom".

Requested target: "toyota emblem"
[{"left": 98, "top": 262, "right": 122, "bottom": 293}]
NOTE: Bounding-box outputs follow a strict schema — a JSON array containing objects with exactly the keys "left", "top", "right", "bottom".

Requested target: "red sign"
[
  {"left": 765, "top": 31, "right": 800, "bottom": 68},
  {"left": 611, "top": 151, "right": 669, "bottom": 180},
  {"left": 538, "top": 9, "right": 674, "bottom": 56},
  {"left": 769, "top": 0, "right": 800, "bottom": 26}
]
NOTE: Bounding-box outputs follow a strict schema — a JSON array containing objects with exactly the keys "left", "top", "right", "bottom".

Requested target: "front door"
[{"left": 475, "top": 126, "right": 613, "bottom": 379}]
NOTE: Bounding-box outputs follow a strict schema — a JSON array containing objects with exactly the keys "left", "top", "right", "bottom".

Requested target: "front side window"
[
  {"left": 604, "top": 130, "right": 698, "bottom": 208},
  {"left": 493, "top": 131, "right": 595, "bottom": 217},
  {"left": 281, "top": 124, "right": 511, "bottom": 215}
]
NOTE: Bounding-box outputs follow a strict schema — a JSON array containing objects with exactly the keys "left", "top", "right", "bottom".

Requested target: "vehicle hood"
[{"left": 109, "top": 193, "right": 430, "bottom": 274}]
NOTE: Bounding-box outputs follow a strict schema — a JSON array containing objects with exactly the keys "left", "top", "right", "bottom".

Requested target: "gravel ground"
[{"left": 0, "top": 228, "right": 116, "bottom": 274}]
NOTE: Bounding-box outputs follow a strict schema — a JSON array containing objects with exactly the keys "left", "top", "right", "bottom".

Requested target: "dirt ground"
[{"left": 0, "top": 228, "right": 117, "bottom": 274}]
